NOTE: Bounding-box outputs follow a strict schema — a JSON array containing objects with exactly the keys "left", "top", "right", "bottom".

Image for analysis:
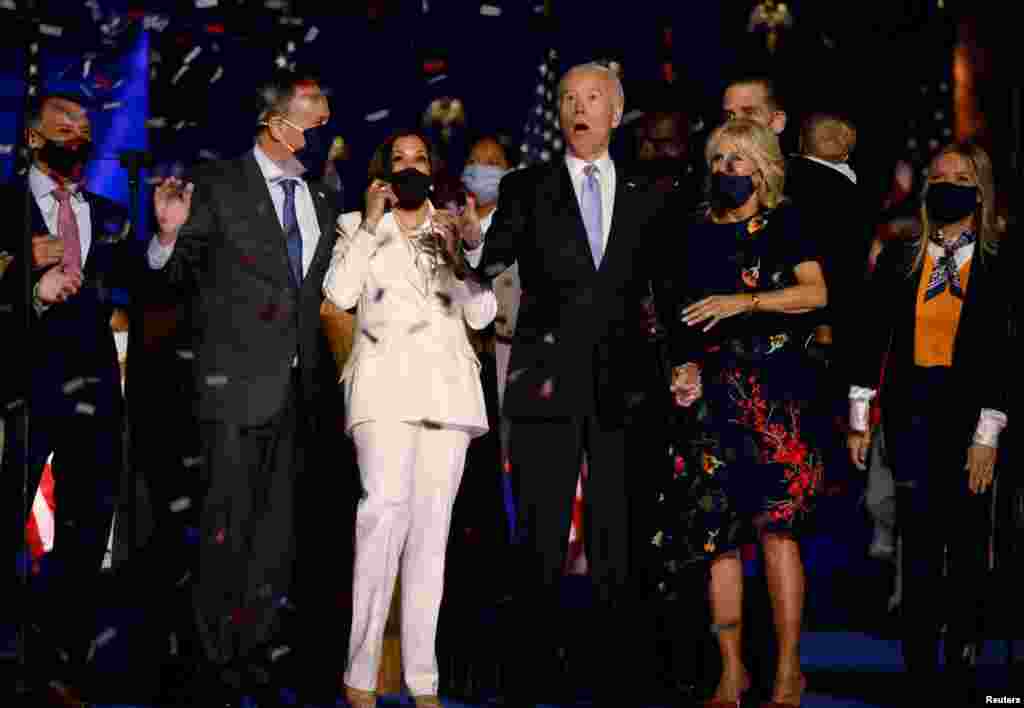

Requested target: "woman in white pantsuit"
[{"left": 323, "top": 131, "right": 496, "bottom": 708}]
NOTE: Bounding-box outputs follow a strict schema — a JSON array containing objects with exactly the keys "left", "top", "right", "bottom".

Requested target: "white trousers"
[{"left": 344, "top": 420, "right": 470, "bottom": 696}]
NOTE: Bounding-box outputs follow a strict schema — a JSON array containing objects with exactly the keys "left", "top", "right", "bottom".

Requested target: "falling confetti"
[
  {"left": 269, "top": 645, "right": 291, "bottom": 662},
  {"left": 365, "top": 109, "right": 389, "bottom": 122},
  {"left": 7, "top": 398, "right": 25, "bottom": 411},
  {"left": 169, "top": 632, "right": 178, "bottom": 655},
  {"left": 169, "top": 497, "right": 192, "bottom": 512},
  {"left": 75, "top": 402, "right": 97, "bottom": 416},
  {"left": 539, "top": 378, "right": 554, "bottom": 399},
  {"left": 373, "top": 288, "right": 386, "bottom": 302},
  {"left": 408, "top": 321, "right": 429, "bottom": 334},
  {"left": 63, "top": 377, "right": 87, "bottom": 394},
  {"left": 214, "top": 528, "right": 225, "bottom": 544},
  {"left": 205, "top": 374, "right": 228, "bottom": 386},
  {"left": 86, "top": 627, "right": 118, "bottom": 662},
  {"left": 176, "top": 570, "right": 191, "bottom": 586},
  {"left": 480, "top": 4, "right": 502, "bottom": 16},
  {"left": 542, "top": 332, "right": 556, "bottom": 344},
  {"left": 361, "top": 329, "right": 379, "bottom": 344},
  {"left": 182, "top": 456, "right": 203, "bottom": 468}
]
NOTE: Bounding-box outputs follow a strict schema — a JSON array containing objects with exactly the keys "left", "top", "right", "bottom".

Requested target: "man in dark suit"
[
  {"left": 1, "top": 91, "right": 134, "bottom": 701},
  {"left": 459, "top": 62, "right": 669, "bottom": 707},
  {"left": 148, "top": 72, "right": 341, "bottom": 704}
]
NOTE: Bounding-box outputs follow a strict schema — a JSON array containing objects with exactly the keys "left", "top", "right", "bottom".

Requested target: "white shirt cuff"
[
  {"left": 974, "top": 409, "right": 1008, "bottom": 448},
  {"left": 848, "top": 386, "right": 877, "bottom": 432},
  {"left": 147, "top": 235, "right": 175, "bottom": 270}
]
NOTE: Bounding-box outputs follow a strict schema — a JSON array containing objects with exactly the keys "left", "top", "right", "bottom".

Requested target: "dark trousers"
[
  {"left": 4, "top": 405, "right": 120, "bottom": 668},
  {"left": 505, "top": 415, "right": 654, "bottom": 703},
  {"left": 888, "top": 367, "right": 991, "bottom": 682},
  {"left": 192, "top": 373, "right": 303, "bottom": 669}
]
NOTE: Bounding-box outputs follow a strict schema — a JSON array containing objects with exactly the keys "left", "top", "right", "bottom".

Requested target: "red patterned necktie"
[{"left": 53, "top": 188, "right": 82, "bottom": 275}]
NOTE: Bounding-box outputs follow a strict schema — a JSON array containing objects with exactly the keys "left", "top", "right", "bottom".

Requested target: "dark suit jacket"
[
  {"left": 0, "top": 180, "right": 133, "bottom": 420},
  {"left": 785, "top": 156, "right": 874, "bottom": 384},
  {"left": 471, "top": 161, "right": 666, "bottom": 427},
  {"left": 154, "top": 151, "right": 339, "bottom": 428},
  {"left": 851, "top": 237, "right": 1011, "bottom": 461}
]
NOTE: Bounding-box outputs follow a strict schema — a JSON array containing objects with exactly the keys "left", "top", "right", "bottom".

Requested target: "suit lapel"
[
  {"left": 305, "top": 180, "right": 334, "bottom": 287},
  {"left": 599, "top": 168, "right": 632, "bottom": 276},
  {"left": 239, "top": 153, "right": 293, "bottom": 277},
  {"left": 556, "top": 164, "right": 598, "bottom": 275}
]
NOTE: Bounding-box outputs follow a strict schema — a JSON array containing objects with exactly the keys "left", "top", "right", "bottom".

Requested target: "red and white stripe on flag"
[
  {"left": 564, "top": 455, "right": 589, "bottom": 575},
  {"left": 25, "top": 452, "right": 56, "bottom": 560}
]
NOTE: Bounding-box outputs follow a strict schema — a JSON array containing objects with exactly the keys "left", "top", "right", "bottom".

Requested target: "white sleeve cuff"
[
  {"left": 848, "top": 386, "right": 877, "bottom": 432},
  {"left": 974, "top": 409, "right": 1008, "bottom": 448},
  {"left": 147, "top": 236, "right": 175, "bottom": 270}
]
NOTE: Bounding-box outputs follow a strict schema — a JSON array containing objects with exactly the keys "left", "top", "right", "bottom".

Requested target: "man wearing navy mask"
[{"left": 148, "top": 71, "right": 343, "bottom": 705}]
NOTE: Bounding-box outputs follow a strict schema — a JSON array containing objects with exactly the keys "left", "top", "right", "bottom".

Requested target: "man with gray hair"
[{"left": 459, "top": 61, "right": 671, "bottom": 707}]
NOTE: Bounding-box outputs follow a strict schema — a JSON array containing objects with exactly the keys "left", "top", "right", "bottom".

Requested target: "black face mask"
[
  {"left": 292, "top": 124, "right": 330, "bottom": 177},
  {"left": 926, "top": 182, "right": 979, "bottom": 224},
  {"left": 390, "top": 168, "right": 433, "bottom": 209},
  {"left": 710, "top": 172, "right": 756, "bottom": 209},
  {"left": 38, "top": 138, "right": 93, "bottom": 180}
]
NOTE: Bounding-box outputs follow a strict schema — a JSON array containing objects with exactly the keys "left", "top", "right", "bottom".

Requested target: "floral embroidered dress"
[{"left": 651, "top": 204, "right": 825, "bottom": 596}]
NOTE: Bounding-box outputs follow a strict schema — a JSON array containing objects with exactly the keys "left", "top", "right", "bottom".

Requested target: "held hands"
[
  {"left": 847, "top": 430, "right": 872, "bottom": 471},
  {"left": 31, "top": 234, "right": 64, "bottom": 269},
  {"left": 37, "top": 265, "right": 83, "bottom": 304},
  {"left": 364, "top": 179, "right": 396, "bottom": 232},
  {"left": 670, "top": 362, "right": 702, "bottom": 407},
  {"left": 153, "top": 177, "right": 194, "bottom": 243},
  {"left": 456, "top": 194, "right": 481, "bottom": 249},
  {"left": 430, "top": 210, "right": 460, "bottom": 262},
  {"left": 682, "top": 294, "right": 754, "bottom": 332},
  {"left": 966, "top": 443, "right": 997, "bottom": 494}
]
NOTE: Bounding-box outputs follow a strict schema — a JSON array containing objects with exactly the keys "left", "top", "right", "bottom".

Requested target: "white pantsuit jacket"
[{"left": 323, "top": 209, "right": 496, "bottom": 437}]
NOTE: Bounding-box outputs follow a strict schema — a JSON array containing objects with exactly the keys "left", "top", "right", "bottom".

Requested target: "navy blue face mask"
[
  {"left": 925, "top": 182, "right": 979, "bottom": 224},
  {"left": 710, "top": 172, "right": 756, "bottom": 209},
  {"left": 279, "top": 118, "right": 330, "bottom": 177}
]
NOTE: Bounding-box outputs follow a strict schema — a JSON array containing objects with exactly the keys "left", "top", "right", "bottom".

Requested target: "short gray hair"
[{"left": 558, "top": 62, "right": 625, "bottom": 110}]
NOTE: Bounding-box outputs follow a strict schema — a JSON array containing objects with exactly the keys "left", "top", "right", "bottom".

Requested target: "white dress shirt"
[
  {"left": 465, "top": 152, "right": 617, "bottom": 268},
  {"left": 147, "top": 145, "right": 322, "bottom": 273},
  {"left": 30, "top": 165, "right": 92, "bottom": 264},
  {"left": 801, "top": 155, "right": 857, "bottom": 184}
]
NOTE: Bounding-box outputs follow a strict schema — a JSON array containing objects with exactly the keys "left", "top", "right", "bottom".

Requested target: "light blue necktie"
[
  {"left": 581, "top": 163, "right": 603, "bottom": 267},
  {"left": 276, "top": 177, "right": 303, "bottom": 287}
]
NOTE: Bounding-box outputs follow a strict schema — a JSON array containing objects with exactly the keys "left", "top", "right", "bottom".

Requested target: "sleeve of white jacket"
[
  {"left": 322, "top": 212, "right": 376, "bottom": 311},
  {"left": 454, "top": 276, "right": 497, "bottom": 330}
]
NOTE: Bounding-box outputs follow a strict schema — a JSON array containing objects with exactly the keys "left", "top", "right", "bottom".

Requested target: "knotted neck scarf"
[{"left": 925, "top": 230, "right": 975, "bottom": 301}]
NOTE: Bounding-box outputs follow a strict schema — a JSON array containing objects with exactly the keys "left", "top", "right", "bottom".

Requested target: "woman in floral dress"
[{"left": 653, "top": 119, "right": 827, "bottom": 708}]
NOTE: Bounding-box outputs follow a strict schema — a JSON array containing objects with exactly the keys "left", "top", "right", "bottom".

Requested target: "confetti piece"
[
  {"left": 543, "top": 332, "right": 556, "bottom": 344},
  {"left": 427, "top": 74, "right": 447, "bottom": 85},
  {"left": 176, "top": 570, "right": 191, "bottom": 586},
  {"left": 276, "top": 595, "right": 295, "bottom": 610},
  {"left": 102, "top": 101, "right": 121, "bottom": 110},
  {"left": 195, "top": 0, "right": 218, "bottom": 7},
  {"left": 210, "top": 66, "right": 223, "bottom": 83},
  {"left": 421, "top": 419, "right": 443, "bottom": 429},
  {"left": 39, "top": 24, "right": 63, "bottom": 37},
  {"left": 184, "top": 46, "right": 202, "bottom": 64},
  {"left": 63, "top": 377, "right": 87, "bottom": 394},
  {"left": 146, "top": 117, "right": 168, "bottom": 128},
  {"left": 539, "top": 378, "right": 554, "bottom": 399},
  {"left": 86, "top": 627, "right": 118, "bottom": 662},
  {"left": 508, "top": 369, "right": 525, "bottom": 383},
  {"left": 264, "top": 0, "right": 284, "bottom": 7},
  {"left": 169, "top": 497, "right": 191, "bottom": 513},
  {"left": 279, "top": 15, "right": 304, "bottom": 25},
  {"left": 215, "top": 528, "right": 226, "bottom": 544},
  {"left": 304, "top": 26, "right": 319, "bottom": 42},
  {"left": 205, "top": 375, "right": 228, "bottom": 386},
  {"left": 269, "top": 645, "right": 291, "bottom": 662},
  {"left": 182, "top": 456, "right": 203, "bottom": 468},
  {"left": 171, "top": 65, "right": 189, "bottom": 85},
  {"left": 176, "top": 349, "right": 195, "bottom": 360},
  {"left": 622, "top": 109, "right": 644, "bottom": 125},
  {"left": 365, "top": 109, "right": 389, "bottom": 122},
  {"left": 408, "top": 321, "right": 429, "bottom": 334},
  {"left": 361, "top": 329, "right": 378, "bottom": 344},
  {"left": 436, "top": 291, "right": 452, "bottom": 308},
  {"left": 480, "top": 4, "right": 502, "bottom": 16},
  {"left": 373, "top": 288, "right": 386, "bottom": 302},
  {"left": 169, "top": 633, "right": 178, "bottom": 656},
  {"left": 75, "top": 402, "right": 96, "bottom": 415}
]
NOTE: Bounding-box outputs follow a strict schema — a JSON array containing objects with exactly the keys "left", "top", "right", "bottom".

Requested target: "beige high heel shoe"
[{"left": 343, "top": 684, "right": 377, "bottom": 708}]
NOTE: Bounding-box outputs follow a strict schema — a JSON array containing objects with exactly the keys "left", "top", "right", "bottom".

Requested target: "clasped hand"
[
  {"left": 153, "top": 177, "right": 194, "bottom": 240},
  {"left": 670, "top": 362, "right": 702, "bottom": 407}
]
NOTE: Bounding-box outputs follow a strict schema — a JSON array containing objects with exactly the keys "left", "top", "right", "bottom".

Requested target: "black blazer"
[
  {"left": 154, "top": 151, "right": 339, "bottom": 427},
  {"left": 785, "top": 157, "right": 874, "bottom": 375},
  {"left": 471, "top": 161, "right": 666, "bottom": 426},
  {"left": 852, "top": 237, "right": 1011, "bottom": 452},
  {"left": 0, "top": 180, "right": 134, "bottom": 419}
]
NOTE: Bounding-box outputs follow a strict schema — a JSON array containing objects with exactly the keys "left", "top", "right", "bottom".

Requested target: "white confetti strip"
[
  {"left": 176, "top": 570, "right": 191, "bottom": 587},
  {"left": 171, "top": 65, "right": 189, "bottom": 85},
  {"left": 146, "top": 117, "right": 167, "bottom": 128},
  {"left": 365, "top": 109, "right": 389, "bottom": 122},
  {"left": 182, "top": 456, "right": 203, "bottom": 468},
  {"left": 86, "top": 627, "right": 117, "bottom": 662},
  {"left": 184, "top": 46, "right": 202, "bottom": 64},
  {"left": 169, "top": 633, "right": 178, "bottom": 656},
  {"left": 0, "top": 145, "right": 12, "bottom": 155},
  {"left": 205, "top": 375, "right": 228, "bottom": 386},
  {"left": 63, "top": 377, "right": 86, "bottom": 394},
  {"left": 480, "top": 4, "right": 502, "bottom": 16},
  {"left": 195, "top": 0, "right": 218, "bottom": 7},
  {"left": 427, "top": 74, "right": 447, "bottom": 85},
  {"left": 103, "top": 101, "right": 122, "bottom": 111},
  {"left": 75, "top": 402, "right": 96, "bottom": 416},
  {"left": 622, "top": 109, "right": 644, "bottom": 125},
  {"left": 38, "top": 24, "right": 63, "bottom": 37},
  {"left": 28, "top": 64, "right": 38, "bottom": 76},
  {"left": 286, "top": 41, "right": 296, "bottom": 54},
  {"left": 304, "top": 26, "right": 319, "bottom": 42},
  {"left": 169, "top": 497, "right": 192, "bottom": 513},
  {"left": 269, "top": 645, "right": 291, "bottom": 662},
  {"left": 543, "top": 333, "right": 556, "bottom": 344},
  {"left": 82, "top": 58, "right": 92, "bottom": 78},
  {"left": 210, "top": 66, "right": 223, "bottom": 83}
]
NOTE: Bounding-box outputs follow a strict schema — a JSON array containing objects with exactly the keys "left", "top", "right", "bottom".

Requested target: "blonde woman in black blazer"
[{"left": 847, "top": 143, "right": 1010, "bottom": 701}]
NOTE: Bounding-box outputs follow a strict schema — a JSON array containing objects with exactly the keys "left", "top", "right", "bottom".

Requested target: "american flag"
[
  {"left": 518, "top": 48, "right": 563, "bottom": 168},
  {"left": 25, "top": 454, "right": 56, "bottom": 562},
  {"left": 900, "top": 20, "right": 957, "bottom": 182}
]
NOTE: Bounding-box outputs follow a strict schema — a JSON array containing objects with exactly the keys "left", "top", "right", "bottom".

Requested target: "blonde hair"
[
  {"left": 913, "top": 142, "right": 998, "bottom": 273},
  {"left": 705, "top": 118, "right": 786, "bottom": 210}
]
